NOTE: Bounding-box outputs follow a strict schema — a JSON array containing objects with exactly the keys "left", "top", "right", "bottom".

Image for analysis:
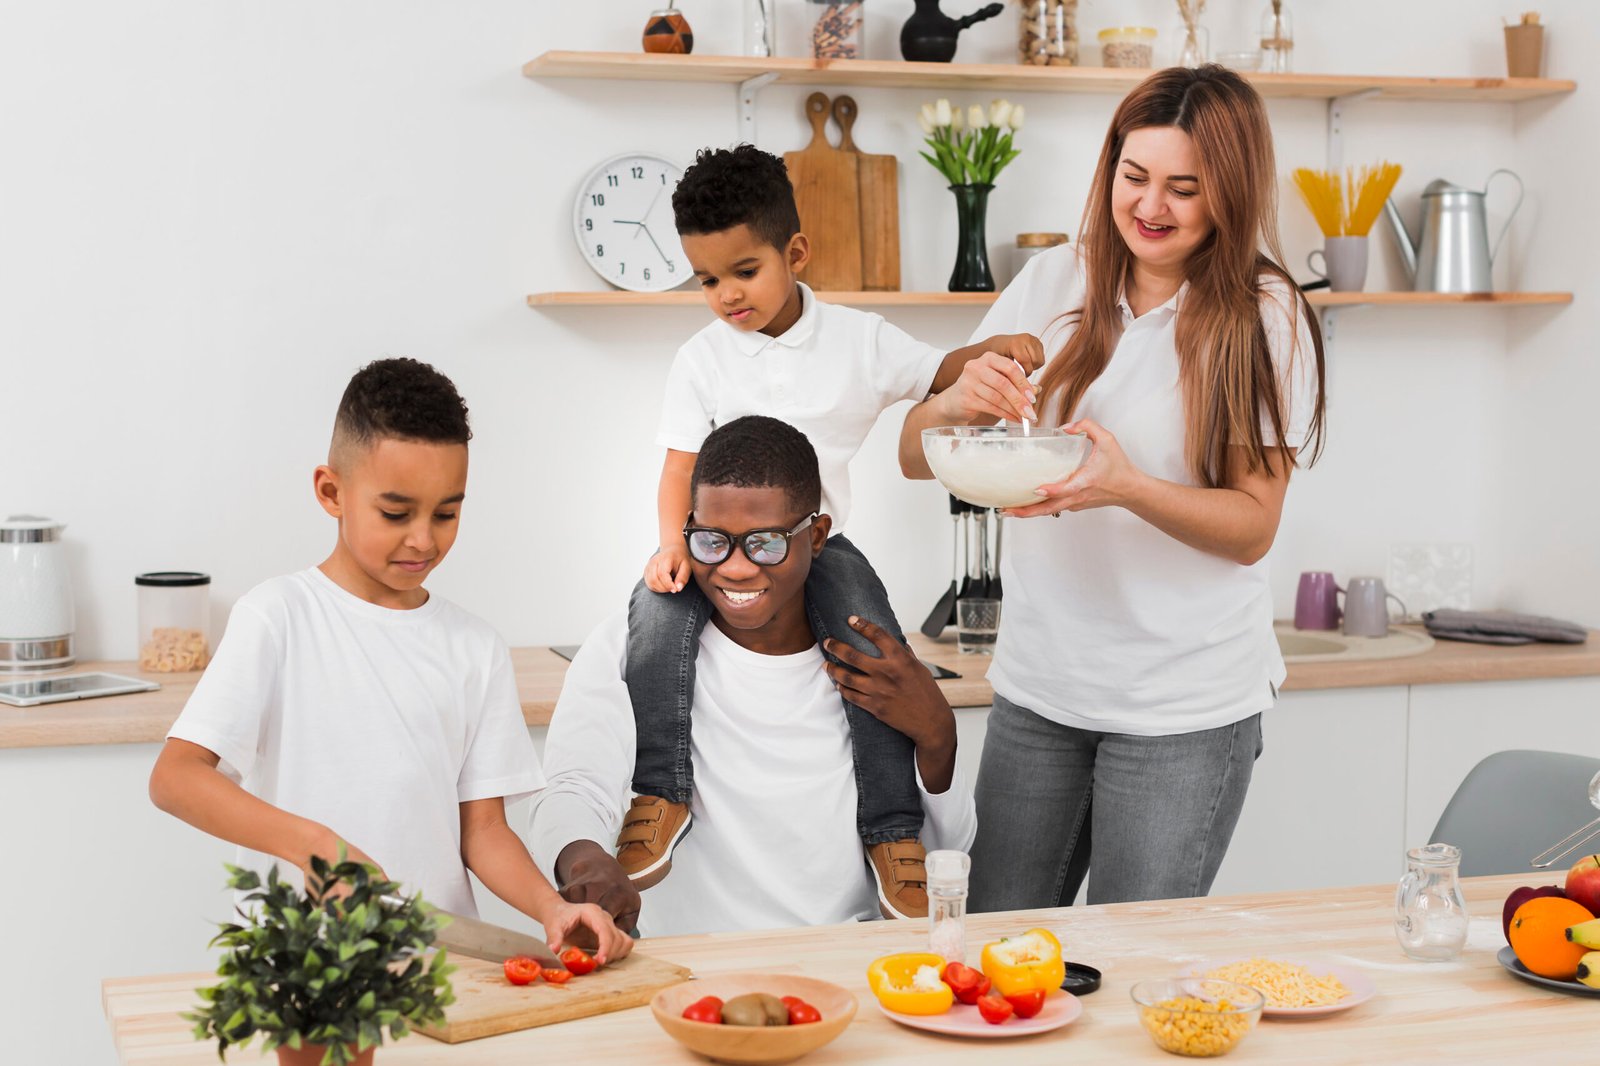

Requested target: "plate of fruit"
[
  {"left": 867, "top": 929, "right": 1084, "bottom": 1038},
  {"left": 1498, "top": 854, "right": 1600, "bottom": 997}
]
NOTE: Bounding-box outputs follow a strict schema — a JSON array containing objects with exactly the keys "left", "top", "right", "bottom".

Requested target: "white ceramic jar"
[{"left": 0, "top": 515, "right": 75, "bottom": 672}]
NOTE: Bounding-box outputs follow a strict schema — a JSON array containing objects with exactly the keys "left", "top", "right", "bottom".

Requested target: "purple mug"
[{"left": 1295, "top": 571, "right": 1343, "bottom": 630}]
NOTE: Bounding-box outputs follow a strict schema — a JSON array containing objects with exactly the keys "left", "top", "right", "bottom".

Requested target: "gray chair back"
[{"left": 1429, "top": 749, "right": 1600, "bottom": 877}]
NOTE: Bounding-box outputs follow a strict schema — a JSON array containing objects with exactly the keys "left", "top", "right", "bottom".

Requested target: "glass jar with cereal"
[
  {"left": 1098, "top": 25, "right": 1156, "bottom": 68},
  {"left": 136, "top": 571, "right": 211, "bottom": 673}
]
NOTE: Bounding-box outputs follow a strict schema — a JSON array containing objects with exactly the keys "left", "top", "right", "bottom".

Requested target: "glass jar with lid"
[
  {"left": 1098, "top": 26, "right": 1156, "bottom": 68},
  {"left": 810, "top": 0, "right": 864, "bottom": 59},
  {"left": 136, "top": 571, "right": 212, "bottom": 673},
  {"left": 1018, "top": 0, "right": 1078, "bottom": 66}
]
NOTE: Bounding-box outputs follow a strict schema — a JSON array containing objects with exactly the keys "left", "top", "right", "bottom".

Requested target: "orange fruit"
[{"left": 1509, "top": 896, "right": 1595, "bottom": 979}]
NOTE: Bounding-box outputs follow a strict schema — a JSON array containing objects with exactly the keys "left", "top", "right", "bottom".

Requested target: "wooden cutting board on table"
[
  {"left": 833, "top": 95, "right": 901, "bottom": 291},
  {"left": 419, "top": 952, "right": 693, "bottom": 1043},
  {"left": 783, "top": 91, "right": 863, "bottom": 292}
]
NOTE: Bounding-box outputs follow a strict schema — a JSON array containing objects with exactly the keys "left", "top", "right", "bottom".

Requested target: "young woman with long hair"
[{"left": 898, "top": 64, "right": 1326, "bottom": 908}]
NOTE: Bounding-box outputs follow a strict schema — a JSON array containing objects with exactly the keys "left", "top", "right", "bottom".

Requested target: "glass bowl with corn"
[{"left": 1130, "top": 978, "right": 1264, "bottom": 1057}]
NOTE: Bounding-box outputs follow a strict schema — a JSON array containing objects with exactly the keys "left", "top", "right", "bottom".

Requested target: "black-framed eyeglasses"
[{"left": 682, "top": 512, "right": 818, "bottom": 567}]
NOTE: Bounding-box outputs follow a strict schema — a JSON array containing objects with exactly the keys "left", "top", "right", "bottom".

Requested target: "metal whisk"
[{"left": 1531, "top": 770, "right": 1600, "bottom": 868}]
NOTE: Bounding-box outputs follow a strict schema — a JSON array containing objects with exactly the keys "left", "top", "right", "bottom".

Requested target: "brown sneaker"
[
  {"left": 616, "top": 795, "right": 692, "bottom": 889},
  {"left": 868, "top": 839, "right": 929, "bottom": 919}
]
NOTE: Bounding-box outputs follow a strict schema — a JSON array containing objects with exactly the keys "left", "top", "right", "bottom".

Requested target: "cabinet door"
[
  {"left": 1211, "top": 686, "right": 1410, "bottom": 896},
  {"left": 1404, "top": 678, "right": 1600, "bottom": 851}
]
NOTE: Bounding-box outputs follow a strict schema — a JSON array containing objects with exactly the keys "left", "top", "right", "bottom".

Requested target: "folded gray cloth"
[{"left": 1422, "top": 608, "right": 1589, "bottom": 645}]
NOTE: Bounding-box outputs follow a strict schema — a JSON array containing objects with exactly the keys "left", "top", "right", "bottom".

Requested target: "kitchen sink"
[{"left": 1274, "top": 622, "right": 1435, "bottom": 664}]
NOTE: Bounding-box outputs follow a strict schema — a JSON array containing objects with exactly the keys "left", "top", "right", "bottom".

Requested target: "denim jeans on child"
[
  {"left": 968, "top": 694, "right": 1263, "bottom": 910},
  {"left": 625, "top": 534, "right": 924, "bottom": 845}
]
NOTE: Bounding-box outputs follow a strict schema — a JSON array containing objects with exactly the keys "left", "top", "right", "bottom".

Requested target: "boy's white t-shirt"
[
  {"left": 167, "top": 567, "right": 543, "bottom": 915},
  {"left": 657, "top": 282, "right": 946, "bottom": 530},
  {"left": 973, "top": 244, "right": 1319, "bottom": 736}
]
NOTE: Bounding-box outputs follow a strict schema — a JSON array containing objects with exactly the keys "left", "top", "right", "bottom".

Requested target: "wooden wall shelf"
[
  {"left": 529, "top": 290, "right": 1573, "bottom": 311},
  {"left": 524, "top": 51, "right": 1576, "bottom": 103}
]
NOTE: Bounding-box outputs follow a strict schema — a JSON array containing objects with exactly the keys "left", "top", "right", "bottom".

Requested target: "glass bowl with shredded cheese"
[{"left": 1131, "top": 979, "right": 1262, "bottom": 1057}]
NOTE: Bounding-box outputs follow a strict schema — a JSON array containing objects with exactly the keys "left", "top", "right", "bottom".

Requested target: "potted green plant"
[{"left": 187, "top": 855, "right": 455, "bottom": 1066}]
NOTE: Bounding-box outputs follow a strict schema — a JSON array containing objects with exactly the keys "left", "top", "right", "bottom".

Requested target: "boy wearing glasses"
[
  {"left": 622, "top": 145, "right": 1039, "bottom": 919},
  {"left": 534, "top": 417, "right": 976, "bottom": 936}
]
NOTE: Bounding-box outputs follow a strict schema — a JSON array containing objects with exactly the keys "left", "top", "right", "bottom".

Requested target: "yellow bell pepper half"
[
  {"left": 980, "top": 928, "right": 1065, "bottom": 998},
  {"left": 866, "top": 952, "right": 955, "bottom": 1015}
]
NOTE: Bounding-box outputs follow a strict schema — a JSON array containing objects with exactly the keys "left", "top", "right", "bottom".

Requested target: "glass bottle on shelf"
[
  {"left": 1259, "top": 0, "right": 1294, "bottom": 73},
  {"left": 744, "top": 0, "right": 777, "bottom": 57},
  {"left": 1394, "top": 843, "right": 1469, "bottom": 962},
  {"left": 1174, "top": 1, "right": 1209, "bottom": 68},
  {"left": 927, "top": 850, "right": 970, "bottom": 962}
]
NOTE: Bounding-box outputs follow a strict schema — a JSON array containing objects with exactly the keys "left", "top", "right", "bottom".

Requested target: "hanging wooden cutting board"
[
  {"left": 419, "top": 952, "right": 692, "bottom": 1043},
  {"left": 783, "top": 91, "right": 863, "bottom": 292},
  {"left": 833, "top": 95, "right": 902, "bottom": 292}
]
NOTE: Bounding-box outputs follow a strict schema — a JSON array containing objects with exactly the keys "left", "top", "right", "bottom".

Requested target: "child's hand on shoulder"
[
  {"left": 978, "top": 333, "right": 1045, "bottom": 374},
  {"left": 644, "top": 543, "right": 692, "bottom": 594},
  {"left": 543, "top": 899, "right": 635, "bottom": 966}
]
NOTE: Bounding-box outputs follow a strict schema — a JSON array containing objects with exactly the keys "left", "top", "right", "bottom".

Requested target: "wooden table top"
[
  {"left": 10, "top": 627, "right": 1600, "bottom": 750},
  {"left": 102, "top": 873, "right": 1587, "bottom": 1064}
]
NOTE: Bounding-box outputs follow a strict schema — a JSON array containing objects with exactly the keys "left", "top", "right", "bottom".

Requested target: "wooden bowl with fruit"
[
  {"left": 1500, "top": 853, "right": 1600, "bottom": 995},
  {"left": 651, "top": 974, "right": 857, "bottom": 1064}
]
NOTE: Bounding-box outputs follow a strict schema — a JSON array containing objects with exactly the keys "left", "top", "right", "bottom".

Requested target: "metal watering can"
[{"left": 1381, "top": 170, "right": 1524, "bottom": 293}]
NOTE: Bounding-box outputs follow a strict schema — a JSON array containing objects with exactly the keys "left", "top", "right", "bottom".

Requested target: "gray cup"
[
  {"left": 1308, "top": 236, "right": 1370, "bottom": 293},
  {"left": 1343, "top": 576, "right": 1407, "bottom": 637}
]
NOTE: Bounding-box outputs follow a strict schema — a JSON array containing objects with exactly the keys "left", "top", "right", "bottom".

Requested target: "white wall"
[{"left": 4, "top": 2, "right": 1597, "bottom": 1063}]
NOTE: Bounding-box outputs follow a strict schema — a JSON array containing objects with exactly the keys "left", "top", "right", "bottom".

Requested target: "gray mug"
[
  {"left": 1343, "top": 576, "right": 1407, "bottom": 637},
  {"left": 1308, "top": 236, "right": 1369, "bottom": 293}
]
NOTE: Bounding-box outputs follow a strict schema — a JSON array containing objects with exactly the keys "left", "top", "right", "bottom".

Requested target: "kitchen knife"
[{"left": 381, "top": 895, "right": 565, "bottom": 969}]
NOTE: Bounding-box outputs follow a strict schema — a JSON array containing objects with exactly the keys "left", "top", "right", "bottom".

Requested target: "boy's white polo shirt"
[
  {"left": 972, "top": 244, "right": 1319, "bottom": 736},
  {"left": 168, "top": 568, "right": 543, "bottom": 916},
  {"left": 658, "top": 283, "right": 945, "bottom": 529}
]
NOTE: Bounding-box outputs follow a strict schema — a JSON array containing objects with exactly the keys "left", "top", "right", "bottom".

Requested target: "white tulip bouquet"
[{"left": 917, "top": 97, "right": 1024, "bottom": 186}]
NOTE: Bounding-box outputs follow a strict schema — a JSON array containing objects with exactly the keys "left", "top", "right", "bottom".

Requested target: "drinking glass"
[{"left": 956, "top": 597, "right": 1000, "bottom": 655}]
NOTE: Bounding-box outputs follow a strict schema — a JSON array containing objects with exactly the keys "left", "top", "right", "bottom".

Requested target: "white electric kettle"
[{"left": 0, "top": 515, "right": 76, "bottom": 672}]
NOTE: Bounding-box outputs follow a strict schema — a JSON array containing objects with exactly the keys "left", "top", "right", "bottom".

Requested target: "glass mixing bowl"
[{"left": 921, "top": 425, "right": 1090, "bottom": 509}]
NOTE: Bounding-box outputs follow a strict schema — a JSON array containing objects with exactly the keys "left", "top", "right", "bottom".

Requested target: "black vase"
[
  {"left": 900, "top": 0, "right": 1006, "bottom": 63},
  {"left": 948, "top": 184, "right": 995, "bottom": 292}
]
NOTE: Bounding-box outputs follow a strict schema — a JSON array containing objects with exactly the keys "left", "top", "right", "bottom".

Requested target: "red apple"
[
  {"left": 1503, "top": 885, "right": 1566, "bottom": 941},
  {"left": 1567, "top": 855, "right": 1600, "bottom": 914}
]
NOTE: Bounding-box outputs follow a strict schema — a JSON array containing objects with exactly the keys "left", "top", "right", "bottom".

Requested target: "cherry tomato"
[
  {"left": 941, "top": 962, "right": 991, "bottom": 1005},
  {"left": 977, "top": 992, "right": 1015, "bottom": 1025},
  {"left": 503, "top": 956, "right": 541, "bottom": 986},
  {"left": 681, "top": 995, "right": 724, "bottom": 1024},
  {"left": 542, "top": 967, "right": 573, "bottom": 984},
  {"left": 560, "top": 947, "right": 599, "bottom": 975},
  {"left": 780, "top": 996, "right": 822, "bottom": 1025},
  {"left": 1005, "top": 990, "right": 1046, "bottom": 1018}
]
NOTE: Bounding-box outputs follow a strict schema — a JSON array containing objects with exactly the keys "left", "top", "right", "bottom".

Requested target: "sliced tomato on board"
[
  {"left": 503, "top": 956, "right": 541, "bottom": 986},
  {"left": 560, "top": 947, "right": 599, "bottom": 975},
  {"left": 542, "top": 967, "right": 574, "bottom": 984}
]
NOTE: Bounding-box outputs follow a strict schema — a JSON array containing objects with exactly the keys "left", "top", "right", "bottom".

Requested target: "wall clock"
[{"left": 572, "top": 153, "right": 688, "bottom": 293}]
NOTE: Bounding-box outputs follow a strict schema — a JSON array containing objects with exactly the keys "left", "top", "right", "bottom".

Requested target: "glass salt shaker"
[
  {"left": 927, "top": 849, "right": 970, "bottom": 961},
  {"left": 1394, "top": 843, "right": 1469, "bottom": 961}
]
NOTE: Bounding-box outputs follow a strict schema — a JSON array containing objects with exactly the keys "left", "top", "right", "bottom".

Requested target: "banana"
[
  {"left": 1577, "top": 951, "right": 1600, "bottom": 990},
  {"left": 1566, "top": 918, "right": 1600, "bottom": 949}
]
